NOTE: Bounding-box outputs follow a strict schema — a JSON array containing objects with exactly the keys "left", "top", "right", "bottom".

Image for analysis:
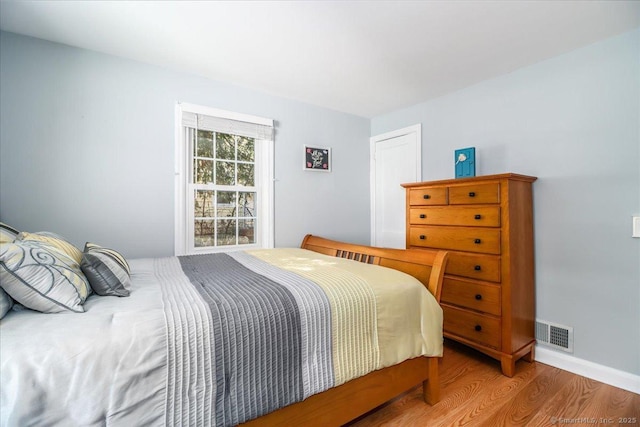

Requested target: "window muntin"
[{"left": 191, "top": 130, "right": 257, "bottom": 249}]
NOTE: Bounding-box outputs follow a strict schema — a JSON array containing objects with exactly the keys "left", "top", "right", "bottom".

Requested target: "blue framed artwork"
[{"left": 454, "top": 147, "right": 476, "bottom": 178}]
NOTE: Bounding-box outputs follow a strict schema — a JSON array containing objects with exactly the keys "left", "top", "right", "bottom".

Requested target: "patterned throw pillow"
[
  {"left": 80, "top": 243, "right": 131, "bottom": 297},
  {"left": 0, "top": 222, "right": 19, "bottom": 244},
  {"left": 0, "top": 287, "right": 13, "bottom": 319},
  {"left": 0, "top": 240, "right": 91, "bottom": 313},
  {"left": 18, "top": 231, "right": 83, "bottom": 264}
]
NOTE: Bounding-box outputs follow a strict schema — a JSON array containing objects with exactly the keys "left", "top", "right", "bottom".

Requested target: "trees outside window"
[{"left": 193, "top": 131, "right": 256, "bottom": 247}]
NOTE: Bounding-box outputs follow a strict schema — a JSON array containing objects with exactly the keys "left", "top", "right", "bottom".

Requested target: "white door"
[{"left": 370, "top": 125, "right": 421, "bottom": 248}]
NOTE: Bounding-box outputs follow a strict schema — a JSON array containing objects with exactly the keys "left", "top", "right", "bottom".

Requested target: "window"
[{"left": 175, "top": 103, "right": 274, "bottom": 255}]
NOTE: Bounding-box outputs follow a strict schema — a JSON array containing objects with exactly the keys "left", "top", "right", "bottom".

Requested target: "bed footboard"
[
  {"left": 241, "top": 356, "right": 440, "bottom": 427},
  {"left": 301, "top": 234, "right": 448, "bottom": 302}
]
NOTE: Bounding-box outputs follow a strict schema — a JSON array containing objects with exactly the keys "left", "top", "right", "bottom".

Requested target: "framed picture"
[
  {"left": 454, "top": 147, "right": 476, "bottom": 178},
  {"left": 304, "top": 146, "right": 331, "bottom": 172}
]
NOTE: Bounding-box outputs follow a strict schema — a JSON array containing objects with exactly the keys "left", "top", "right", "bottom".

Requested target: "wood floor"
[{"left": 346, "top": 340, "right": 640, "bottom": 426}]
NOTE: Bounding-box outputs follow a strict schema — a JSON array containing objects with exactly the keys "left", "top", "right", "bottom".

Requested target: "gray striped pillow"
[
  {"left": 0, "top": 222, "right": 19, "bottom": 244},
  {"left": 80, "top": 243, "right": 130, "bottom": 297}
]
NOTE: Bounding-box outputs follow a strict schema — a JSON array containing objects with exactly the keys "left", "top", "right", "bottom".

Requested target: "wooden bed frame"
[{"left": 241, "top": 234, "right": 449, "bottom": 427}]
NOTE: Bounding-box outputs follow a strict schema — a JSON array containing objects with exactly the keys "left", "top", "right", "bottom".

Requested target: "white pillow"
[{"left": 0, "top": 240, "right": 91, "bottom": 313}]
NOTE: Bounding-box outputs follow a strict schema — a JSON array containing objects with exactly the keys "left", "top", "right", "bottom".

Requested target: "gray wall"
[
  {"left": 372, "top": 30, "right": 640, "bottom": 375},
  {"left": 0, "top": 31, "right": 371, "bottom": 258}
]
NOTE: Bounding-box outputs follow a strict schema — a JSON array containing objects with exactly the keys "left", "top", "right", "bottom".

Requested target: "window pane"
[
  {"left": 184, "top": 110, "right": 267, "bottom": 253},
  {"left": 216, "top": 161, "right": 235, "bottom": 185},
  {"left": 216, "top": 133, "right": 235, "bottom": 160},
  {"left": 237, "top": 163, "right": 254, "bottom": 186},
  {"left": 194, "top": 220, "right": 214, "bottom": 247},
  {"left": 237, "top": 137, "right": 254, "bottom": 162},
  {"left": 196, "top": 131, "right": 213, "bottom": 157},
  {"left": 195, "top": 159, "right": 213, "bottom": 184},
  {"left": 239, "top": 219, "right": 255, "bottom": 244},
  {"left": 194, "top": 190, "right": 215, "bottom": 217},
  {"left": 216, "top": 191, "right": 236, "bottom": 217},
  {"left": 238, "top": 192, "right": 255, "bottom": 217},
  {"left": 216, "top": 219, "right": 237, "bottom": 246}
]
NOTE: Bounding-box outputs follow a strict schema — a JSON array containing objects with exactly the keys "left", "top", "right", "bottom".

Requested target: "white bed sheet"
[{"left": 0, "top": 258, "right": 167, "bottom": 426}]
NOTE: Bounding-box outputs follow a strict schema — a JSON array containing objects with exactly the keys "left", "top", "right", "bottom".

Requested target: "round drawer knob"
[
  {"left": 419, "top": 214, "right": 426, "bottom": 219},
  {"left": 474, "top": 325, "right": 482, "bottom": 332},
  {"left": 423, "top": 194, "right": 431, "bottom": 199},
  {"left": 475, "top": 294, "right": 482, "bottom": 300},
  {"left": 469, "top": 192, "right": 476, "bottom": 197},
  {"left": 419, "top": 235, "right": 426, "bottom": 240},
  {"left": 474, "top": 214, "right": 482, "bottom": 220},
  {"left": 474, "top": 239, "right": 482, "bottom": 244},
  {"left": 474, "top": 265, "right": 482, "bottom": 271}
]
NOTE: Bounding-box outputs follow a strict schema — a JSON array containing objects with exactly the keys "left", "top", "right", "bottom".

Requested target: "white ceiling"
[{"left": 1, "top": 1, "right": 639, "bottom": 118}]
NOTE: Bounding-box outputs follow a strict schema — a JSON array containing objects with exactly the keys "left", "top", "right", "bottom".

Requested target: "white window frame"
[{"left": 174, "top": 102, "right": 274, "bottom": 255}]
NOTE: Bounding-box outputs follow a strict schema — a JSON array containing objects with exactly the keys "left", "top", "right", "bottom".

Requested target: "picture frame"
[
  {"left": 304, "top": 145, "right": 331, "bottom": 172},
  {"left": 454, "top": 147, "right": 476, "bottom": 178}
]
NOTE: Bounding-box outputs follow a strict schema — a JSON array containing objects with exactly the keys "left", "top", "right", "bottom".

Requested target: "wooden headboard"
[{"left": 300, "top": 234, "right": 449, "bottom": 302}]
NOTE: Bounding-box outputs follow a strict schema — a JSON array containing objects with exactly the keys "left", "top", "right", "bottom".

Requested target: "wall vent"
[{"left": 535, "top": 319, "right": 573, "bottom": 353}]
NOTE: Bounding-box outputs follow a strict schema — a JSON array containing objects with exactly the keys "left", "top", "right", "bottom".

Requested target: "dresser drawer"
[
  {"left": 443, "top": 305, "right": 502, "bottom": 349},
  {"left": 441, "top": 277, "right": 501, "bottom": 316},
  {"left": 409, "top": 226, "right": 501, "bottom": 254},
  {"left": 409, "top": 206, "right": 500, "bottom": 227},
  {"left": 446, "top": 252, "right": 501, "bottom": 282},
  {"left": 409, "top": 187, "right": 447, "bottom": 206},
  {"left": 449, "top": 183, "right": 500, "bottom": 205}
]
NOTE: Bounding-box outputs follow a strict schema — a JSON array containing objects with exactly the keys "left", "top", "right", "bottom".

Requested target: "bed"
[{"left": 0, "top": 233, "right": 448, "bottom": 426}]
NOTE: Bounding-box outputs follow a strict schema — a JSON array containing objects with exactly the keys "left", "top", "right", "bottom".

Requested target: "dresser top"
[{"left": 401, "top": 173, "right": 537, "bottom": 188}]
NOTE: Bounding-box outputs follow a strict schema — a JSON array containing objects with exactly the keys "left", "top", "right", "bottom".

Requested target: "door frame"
[{"left": 370, "top": 124, "right": 422, "bottom": 246}]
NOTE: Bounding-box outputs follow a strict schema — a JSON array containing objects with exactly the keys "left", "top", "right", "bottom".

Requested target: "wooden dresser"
[{"left": 402, "top": 173, "right": 536, "bottom": 376}]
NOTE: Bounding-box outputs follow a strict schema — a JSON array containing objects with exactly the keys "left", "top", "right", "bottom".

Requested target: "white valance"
[{"left": 182, "top": 111, "right": 273, "bottom": 140}]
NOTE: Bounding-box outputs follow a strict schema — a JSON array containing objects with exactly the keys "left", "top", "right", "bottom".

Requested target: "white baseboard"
[{"left": 535, "top": 345, "right": 640, "bottom": 394}]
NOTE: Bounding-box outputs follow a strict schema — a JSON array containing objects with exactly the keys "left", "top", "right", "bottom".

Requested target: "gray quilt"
[{"left": 171, "top": 252, "right": 331, "bottom": 425}]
